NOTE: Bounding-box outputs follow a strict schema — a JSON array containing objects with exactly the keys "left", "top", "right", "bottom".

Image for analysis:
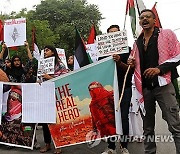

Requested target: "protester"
[
  {"left": 0, "top": 41, "right": 33, "bottom": 83},
  {"left": 128, "top": 9, "right": 180, "bottom": 154},
  {"left": 4, "top": 58, "right": 11, "bottom": 69},
  {"left": 67, "top": 54, "right": 74, "bottom": 71},
  {"left": 25, "top": 66, "right": 37, "bottom": 83},
  {"left": 39, "top": 45, "right": 69, "bottom": 154},
  {"left": 101, "top": 25, "right": 132, "bottom": 154}
]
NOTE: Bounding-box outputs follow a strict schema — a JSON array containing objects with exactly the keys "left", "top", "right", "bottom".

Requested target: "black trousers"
[
  {"left": 108, "top": 87, "right": 132, "bottom": 149},
  {"left": 42, "top": 123, "right": 51, "bottom": 144}
]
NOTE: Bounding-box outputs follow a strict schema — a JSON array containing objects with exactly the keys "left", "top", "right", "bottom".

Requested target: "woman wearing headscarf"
[
  {"left": 0, "top": 41, "right": 33, "bottom": 83},
  {"left": 39, "top": 45, "right": 69, "bottom": 154}
]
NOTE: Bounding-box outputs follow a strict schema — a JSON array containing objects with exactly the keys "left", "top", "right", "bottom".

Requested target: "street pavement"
[{"left": 0, "top": 105, "right": 176, "bottom": 154}]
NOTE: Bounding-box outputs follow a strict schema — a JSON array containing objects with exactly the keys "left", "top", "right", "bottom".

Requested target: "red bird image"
[{"left": 88, "top": 81, "right": 116, "bottom": 137}]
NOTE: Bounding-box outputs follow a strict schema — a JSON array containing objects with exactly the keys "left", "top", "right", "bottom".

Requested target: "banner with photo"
[
  {"left": 49, "top": 57, "right": 122, "bottom": 148},
  {"left": 0, "top": 83, "right": 36, "bottom": 150}
]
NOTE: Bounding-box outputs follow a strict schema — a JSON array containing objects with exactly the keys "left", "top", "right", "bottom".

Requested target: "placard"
[{"left": 96, "top": 30, "right": 129, "bottom": 57}]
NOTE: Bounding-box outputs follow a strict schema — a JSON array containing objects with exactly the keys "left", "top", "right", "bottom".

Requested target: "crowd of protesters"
[{"left": 0, "top": 8, "right": 180, "bottom": 154}]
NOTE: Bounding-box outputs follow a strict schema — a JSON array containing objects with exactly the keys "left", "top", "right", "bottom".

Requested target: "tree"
[{"left": 31, "top": 0, "right": 103, "bottom": 54}]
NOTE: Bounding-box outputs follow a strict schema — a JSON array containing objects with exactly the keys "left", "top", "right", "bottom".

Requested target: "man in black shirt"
[
  {"left": 128, "top": 9, "right": 180, "bottom": 154},
  {"left": 101, "top": 25, "right": 132, "bottom": 154}
]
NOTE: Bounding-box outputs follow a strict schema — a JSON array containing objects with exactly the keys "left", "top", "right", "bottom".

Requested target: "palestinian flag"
[
  {"left": 87, "top": 25, "right": 96, "bottom": 44},
  {"left": 134, "top": 0, "right": 146, "bottom": 15},
  {"left": 74, "top": 28, "right": 90, "bottom": 70},
  {"left": 86, "top": 25, "right": 97, "bottom": 63},
  {"left": 8, "top": 46, "right": 18, "bottom": 59},
  {"left": 0, "top": 20, "right": 3, "bottom": 41},
  {"left": 126, "top": 0, "right": 136, "bottom": 37},
  {"left": 126, "top": 0, "right": 146, "bottom": 38},
  {"left": 151, "top": 2, "right": 162, "bottom": 28}
]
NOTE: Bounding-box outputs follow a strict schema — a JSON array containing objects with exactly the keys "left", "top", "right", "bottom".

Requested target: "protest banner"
[
  {"left": 96, "top": 30, "right": 129, "bottom": 57},
  {"left": 37, "top": 57, "right": 55, "bottom": 76},
  {"left": 56, "top": 48, "right": 68, "bottom": 69},
  {"left": 49, "top": 57, "right": 122, "bottom": 148},
  {"left": 86, "top": 43, "right": 98, "bottom": 62},
  {"left": 0, "top": 83, "right": 35, "bottom": 149},
  {"left": 4, "top": 18, "right": 26, "bottom": 47}
]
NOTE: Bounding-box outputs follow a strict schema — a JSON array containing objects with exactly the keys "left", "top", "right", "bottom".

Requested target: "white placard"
[
  {"left": 96, "top": 30, "right": 129, "bottom": 57},
  {"left": 4, "top": 18, "right": 26, "bottom": 47},
  {"left": 56, "top": 48, "right": 68, "bottom": 69},
  {"left": 22, "top": 82, "right": 56, "bottom": 123},
  {"left": 86, "top": 43, "right": 98, "bottom": 62},
  {"left": 37, "top": 57, "right": 55, "bottom": 76}
]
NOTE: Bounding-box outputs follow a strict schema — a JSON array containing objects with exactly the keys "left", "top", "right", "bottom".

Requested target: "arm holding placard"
[
  {"left": 24, "top": 41, "right": 33, "bottom": 60},
  {"left": 0, "top": 43, "right": 7, "bottom": 60}
]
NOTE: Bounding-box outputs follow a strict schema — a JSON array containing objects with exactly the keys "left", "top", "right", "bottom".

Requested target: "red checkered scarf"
[{"left": 130, "top": 28, "right": 180, "bottom": 109}]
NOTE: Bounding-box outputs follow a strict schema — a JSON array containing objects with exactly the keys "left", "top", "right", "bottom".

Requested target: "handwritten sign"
[
  {"left": 56, "top": 48, "right": 68, "bottom": 69},
  {"left": 37, "top": 57, "right": 55, "bottom": 76},
  {"left": 96, "top": 30, "right": 129, "bottom": 57},
  {"left": 4, "top": 18, "right": 26, "bottom": 47},
  {"left": 86, "top": 43, "right": 98, "bottom": 62}
]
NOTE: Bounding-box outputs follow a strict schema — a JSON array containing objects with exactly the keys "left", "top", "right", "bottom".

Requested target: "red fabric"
[
  {"left": 89, "top": 82, "right": 116, "bottom": 137},
  {"left": 151, "top": 3, "right": 162, "bottom": 28},
  {"left": 9, "top": 46, "right": 18, "bottom": 51},
  {"left": 6, "top": 86, "right": 22, "bottom": 121},
  {"left": 126, "top": 0, "right": 135, "bottom": 14},
  {"left": 87, "top": 25, "right": 96, "bottom": 44},
  {"left": 0, "top": 20, "right": 4, "bottom": 41}
]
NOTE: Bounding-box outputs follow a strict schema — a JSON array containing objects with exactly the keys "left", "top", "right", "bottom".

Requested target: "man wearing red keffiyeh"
[{"left": 128, "top": 9, "right": 180, "bottom": 154}]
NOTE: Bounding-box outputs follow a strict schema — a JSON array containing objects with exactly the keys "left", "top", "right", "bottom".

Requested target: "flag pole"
[
  {"left": 123, "top": 0, "right": 129, "bottom": 30},
  {"left": 123, "top": 14, "right": 127, "bottom": 30},
  {"left": 7, "top": 47, "right": 10, "bottom": 59}
]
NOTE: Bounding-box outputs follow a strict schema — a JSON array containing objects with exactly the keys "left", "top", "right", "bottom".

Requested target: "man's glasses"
[{"left": 139, "top": 15, "right": 153, "bottom": 20}]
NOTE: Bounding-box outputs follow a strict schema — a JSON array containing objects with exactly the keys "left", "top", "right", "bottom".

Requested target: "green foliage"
[
  {"left": 32, "top": 0, "right": 102, "bottom": 53},
  {"left": 26, "top": 20, "right": 59, "bottom": 50}
]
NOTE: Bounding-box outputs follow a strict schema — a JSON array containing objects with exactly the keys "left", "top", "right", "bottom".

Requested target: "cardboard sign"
[
  {"left": 96, "top": 30, "right": 129, "bottom": 57},
  {"left": 56, "top": 48, "right": 68, "bottom": 69},
  {"left": 4, "top": 18, "right": 26, "bottom": 47},
  {"left": 86, "top": 43, "right": 98, "bottom": 62},
  {"left": 37, "top": 57, "right": 55, "bottom": 76}
]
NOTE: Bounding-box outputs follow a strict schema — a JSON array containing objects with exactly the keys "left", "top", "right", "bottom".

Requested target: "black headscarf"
[{"left": 9, "top": 55, "right": 25, "bottom": 82}]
